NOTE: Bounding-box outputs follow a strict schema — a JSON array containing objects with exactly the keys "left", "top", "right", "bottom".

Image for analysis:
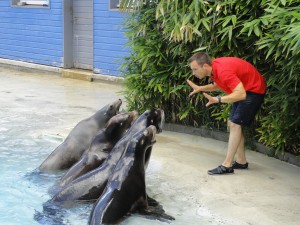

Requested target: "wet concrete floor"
[{"left": 1, "top": 66, "right": 299, "bottom": 225}]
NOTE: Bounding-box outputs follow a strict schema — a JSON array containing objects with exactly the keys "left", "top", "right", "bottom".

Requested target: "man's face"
[{"left": 190, "top": 61, "right": 207, "bottom": 79}]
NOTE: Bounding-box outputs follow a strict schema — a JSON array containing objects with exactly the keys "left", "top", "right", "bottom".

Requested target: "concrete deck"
[{"left": 1, "top": 66, "right": 299, "bottom": 225}]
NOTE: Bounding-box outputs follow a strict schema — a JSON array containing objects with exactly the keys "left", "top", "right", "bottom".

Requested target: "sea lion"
[
  {"left": 88, "top": 125, "right": 157, "bottom": 225},
  {"left": 58, "top": 111, "right": 137, "bottom": 187},
  {"left": 51, "top": 108, "right": 164, "bottom": 203},
  {"left": 39, "top": 99, "right": 122, "bottom": 172}
]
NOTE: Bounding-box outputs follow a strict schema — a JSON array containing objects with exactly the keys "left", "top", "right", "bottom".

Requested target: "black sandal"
[
  {"left": 232, "top": 161, "right": 248, "bottom": 169},
  {"left": 208, "top": 165, "right": 234, "bottom": 175}
]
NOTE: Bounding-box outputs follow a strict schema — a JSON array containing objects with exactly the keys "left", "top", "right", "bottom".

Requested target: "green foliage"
[
  {"left": 246, "top": 0, "right": 300, "bottom": 155},
  {"left": 119, "top": 0, "right": 300, "bottom": 156}
]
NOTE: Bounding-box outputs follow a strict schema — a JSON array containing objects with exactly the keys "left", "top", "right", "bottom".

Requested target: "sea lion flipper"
[{"left": 136, "top": 197, "right": 175, "bottom": 223}]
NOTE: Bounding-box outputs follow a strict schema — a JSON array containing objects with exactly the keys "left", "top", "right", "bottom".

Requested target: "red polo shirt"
[{"left": 211, "top": 57, "right": 266, "bottom": 94}]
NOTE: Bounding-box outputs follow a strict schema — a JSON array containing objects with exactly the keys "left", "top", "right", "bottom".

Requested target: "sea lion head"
[
  {"left": 135, "top": 125, "right": 157, "bottom": 151},
  {"left": 105, "top": 99, "right": 122, "bottom": 118},
  {"left": 144, "top": 108, "right": 165, "bottom": 133},
  {"left": 105, "top": 111, "right": 138, "bottom": 140}
]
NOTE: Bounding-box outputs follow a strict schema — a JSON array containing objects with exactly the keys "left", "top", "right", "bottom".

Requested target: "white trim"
[{"left": 20, "top": 0, "right": 49, "bottom": 5}]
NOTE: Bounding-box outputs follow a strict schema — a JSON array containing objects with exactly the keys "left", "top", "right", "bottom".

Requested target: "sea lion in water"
[
  {"left": 51, "top": 108, "right": 164, "bottom": 202},
  {"left": 88, "top": 125, "right": 157, "bottom": 225},
  {"left": 39, "top": 99, "right": 122, "bottom": 172},
  {"left": 58, "top": 111, "right": 138, "bottom": 187}
]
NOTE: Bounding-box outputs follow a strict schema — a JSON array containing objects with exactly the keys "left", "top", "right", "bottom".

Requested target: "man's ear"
[
  {"left": 203, "top": 63, "right": 212, "bottom": 73},
  {"left": 203, "top": 63, "right": 209, "bottom": 69}
]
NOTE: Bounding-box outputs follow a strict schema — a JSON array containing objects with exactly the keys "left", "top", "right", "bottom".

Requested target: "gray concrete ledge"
[
  {"left": 0, "top": 58, "right": 62, "bottom": 74},
  {"left": 91, "top": 73, "right": 124, "bottom": 84},
  {"left": 164, "top": 123, "right": 300, "bottom": 167},
  {"left": 0, "top": 58, "right": 124, "bottom": 84}
]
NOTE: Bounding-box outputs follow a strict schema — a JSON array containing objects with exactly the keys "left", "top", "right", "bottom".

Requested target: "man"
[{"left": 187, "top": 52, "right": 266, "bottom": 175}]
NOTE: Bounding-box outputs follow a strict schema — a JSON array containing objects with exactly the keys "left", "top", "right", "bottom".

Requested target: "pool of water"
[
  {"left": 0, "top": 109, "right": 173, "bottom": 225},
  {"left": 0, "top": 70, "right": 217, "bottom": 225},
  {"left": 0, "top": 108, "right": 212, "bottom": 225},
  {"left": 2, "top": 100, "right": 226, "bottom": 225}
]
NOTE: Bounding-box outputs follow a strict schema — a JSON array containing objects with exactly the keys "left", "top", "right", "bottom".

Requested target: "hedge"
[{"left": 120, "top": 0, "right": 300, "bottom": 156}]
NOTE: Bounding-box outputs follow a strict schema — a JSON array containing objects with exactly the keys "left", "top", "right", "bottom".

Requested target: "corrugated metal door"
[{"left": 73, "top": 0, "right": 93, "bottom": 70}]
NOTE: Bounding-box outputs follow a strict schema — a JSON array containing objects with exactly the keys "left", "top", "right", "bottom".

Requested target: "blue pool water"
[
  {"left": 0, "top": 108, "right": 174, "bottom": 225},
  {"left": 0, "top": 69, "right": 227, "bottom": 225},
  {"left": 0, "top": 120, "right": 178, "bottom": 225},
  {"left": 0, "top": 108, "right": 216, "bottom": 225},
  {"left": 0, "top": 109, "right": 88, "bottom": 225}
]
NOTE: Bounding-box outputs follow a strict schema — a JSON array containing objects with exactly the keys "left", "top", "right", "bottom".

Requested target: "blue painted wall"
[
  {"left": 0, "top": 1, "right": 129, "bottom": 76},
  {"left": 93, "top": 2, "right": 129, "bottom": 76},
  {"left": 0, "top": 1, "right": 64, "bottom": 67}
]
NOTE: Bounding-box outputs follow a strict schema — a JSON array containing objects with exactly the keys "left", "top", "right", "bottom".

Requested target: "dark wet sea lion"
[
  {"left": 51, "top": 108, "right": 164, "bottom": 202},
  {"left": 39, "top": 99, "right": 122, "bottom": 172},
  {"left": 88, "top": 125, "right": 157, "bottom": 225},
  {"left": 58, "top": 111, "right": 137, "bottom": 187}
]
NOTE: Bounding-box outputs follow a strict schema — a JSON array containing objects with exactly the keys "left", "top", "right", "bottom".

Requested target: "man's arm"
[
  {"left": 203, "top": 82, "right": 246, "bottom": 107},
  {"left": 187, "top": 79, "right": 221, "bottom": 97}
]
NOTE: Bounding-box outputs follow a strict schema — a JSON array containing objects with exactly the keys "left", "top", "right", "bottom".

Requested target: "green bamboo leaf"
[
  {"left": 257, "top": 43, "right": 271, "bottom": 50},
  {"left": 231, "top": 15, "right": 237, "bottom": 27},
  {"left": 220, "top": 28, "right": 228, "bottom": 40},
  {"left": 193, "top": 29, "right": 202, "bottom": 37},
  {"left": 179, "top": 108, "right": 190, "bottom": 120},
  {"left": 261, "top": 18, "right": 269, "bottom": 26},
  {"left": 248, "top": 26, "right": 253, "bottom": 37},
  {"left": 193, "top": 46, "right": 208, "bottom": 52},
  {"left": 280, "top": 0, "right": 286, "bottom": 6},
  {"left": 266, "top": 44, "right": 275, "bottom": 59},
  {"left": 222, "top": 16, "right": 232, "bottom": 27},
  {"left": 194, "top": 0, "right": 200, "bottom": 16},
  {"left": 158, "top": 84, "right": 163, "bottom": 93},
  {"left": 292, "top": 12, "right": 300, "bottom": 19},
  {"left": 254, "top": 26, "right": 261, "bottom": 36},
  {"left": 228, "top": 26, "right": 233, "bottom": 42},
  {"left": 201, "top": 19, "right": 210, "bottom": 31},
  {"left": 158, "top": 4, "right": 165, "bottom": 17},
  {"left": 141, "top": 57, "right": 149, "bottom": 72},
  {"left": 291, "top": 38, "right": 300, "bottom": 53},
  {"left": 240, "top": 26, "right": 248, "bottom": 34},
  {"left": 148, "top": 78, "right": 156, "bottom": 87}
]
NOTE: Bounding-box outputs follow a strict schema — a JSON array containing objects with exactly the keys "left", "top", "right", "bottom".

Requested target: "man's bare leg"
[
  {"left": 222, "top": 121, "right": 243, "bottom": 168},
  {"left": 235, "top": 130, "right": 247, "bottom": 164}
]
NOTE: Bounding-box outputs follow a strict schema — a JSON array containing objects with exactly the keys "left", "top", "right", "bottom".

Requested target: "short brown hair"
[{"left": 188, "top": 52, "right": 212, "bottom": 66}]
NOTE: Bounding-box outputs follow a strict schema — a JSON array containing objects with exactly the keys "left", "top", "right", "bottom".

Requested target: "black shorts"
[{"left": 229, "top": 91, "right": 265, "bottom": 127}]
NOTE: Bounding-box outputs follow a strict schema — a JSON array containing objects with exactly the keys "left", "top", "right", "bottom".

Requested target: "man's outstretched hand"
[
  {"left": 203, "top": 93, "right": 218, "bottom": 107},
  {"left": 187, "top": 79, "right": 199, "bottom": 97}
]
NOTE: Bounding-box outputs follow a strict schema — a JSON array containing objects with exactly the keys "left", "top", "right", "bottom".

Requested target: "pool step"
[{"left": 61, "top": 69, "right": 93, "bottom": 82}]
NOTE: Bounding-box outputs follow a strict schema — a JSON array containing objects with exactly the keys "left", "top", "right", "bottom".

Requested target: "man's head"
[{"left": 188, "top": 52, "right": 212, "bottom": 79}]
